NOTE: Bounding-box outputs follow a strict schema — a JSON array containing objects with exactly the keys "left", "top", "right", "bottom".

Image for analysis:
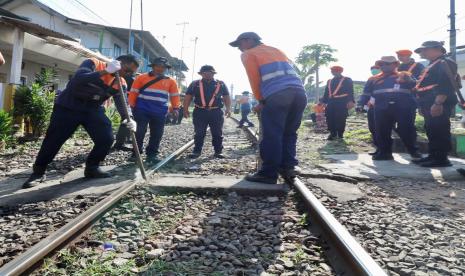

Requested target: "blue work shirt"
[
  {"left": 186, "top": 79, "right": 229, "bottom": 108},
  {"left": 361, "top": 72, "right": 416, "bottom": 110},
  {"left": 322, "top": 76, "right": 354, "bottom": 105},
  {"left": 56, "top": 59, "right": 129, "bottom": 117},
  {"left": 398, "top": 59, "right": 425, "bottom": 80},
  {"left": 415, "top": 56, "right": 458, "bottom": 107}
]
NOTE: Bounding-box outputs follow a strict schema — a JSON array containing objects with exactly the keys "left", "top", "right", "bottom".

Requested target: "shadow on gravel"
[{"left": 0, "top": 163, "right": 139, "bottom": 207}]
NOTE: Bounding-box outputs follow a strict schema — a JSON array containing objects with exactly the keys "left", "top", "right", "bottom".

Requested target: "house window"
[
  {"left": 20, "top": 76, "right": 27, "bottom": 86},
  {"left": 114, "top": 44, "right": 122, "bottom": 58}
]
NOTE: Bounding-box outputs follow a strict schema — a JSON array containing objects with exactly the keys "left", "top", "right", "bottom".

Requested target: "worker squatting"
[{"left": 21, "top": 33, "right": 464, "bottom": 187}]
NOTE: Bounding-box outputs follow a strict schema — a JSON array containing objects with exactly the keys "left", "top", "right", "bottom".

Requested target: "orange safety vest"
[
  {"left": 407, "top": 62, "right": 417, "bottom": 74},
  {"left": 198, "top": 80, "right": 222, "bottom": 109},
  {"left": 327, "top": 77, "right": 348, "bottom": 98},
  {"left": 90, "top": 58, "right": 125, "bottom": 90},
  {"left": 414, "top": 59, "right": 441, "bottom": 92}
]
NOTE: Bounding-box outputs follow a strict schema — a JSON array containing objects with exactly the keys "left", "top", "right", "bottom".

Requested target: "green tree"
[{"left": 296, "top": 44, "right": 337, "bottom": 102}]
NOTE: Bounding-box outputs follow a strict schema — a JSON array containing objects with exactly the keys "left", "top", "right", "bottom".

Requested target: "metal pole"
[
  {"left": 140, "top": 0, "right": 144, "bottom": 30},
  {"left": 191, "top": 36, "right": 198, "bottom": 83},
  {"left": 449, "top": 0, "right": 457, "bottom": 61},
  {"left": 128, "top": 0, "right": 133, "bottom": 54},
  {"left": 176, "top": 22, "right": 189, "bottom": 84},
  {"left": 114, "top": 72, "right": 147, "bottom": 180}
]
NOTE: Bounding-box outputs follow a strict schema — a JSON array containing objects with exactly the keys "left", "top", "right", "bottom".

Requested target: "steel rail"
[
  {"left": 230, "top": 116, "right": 387, "bottom": 276},
  {"left": 0, "top": 139, "right": 195, "bottom": 276}
]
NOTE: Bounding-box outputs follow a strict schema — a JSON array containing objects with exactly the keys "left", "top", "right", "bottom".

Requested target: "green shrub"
[
  {"left": 13, "top": 68, "right": 56, "bottom": 138},
  {"left": 0, "top": 110, "right": 13, "bottom": 149}
]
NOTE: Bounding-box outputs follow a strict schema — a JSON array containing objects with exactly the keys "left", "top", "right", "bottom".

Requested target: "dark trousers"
[
  {"left": 114, "top": 123, "right": 130, "bottom": 147},
  {"left": 421, "top": 104, "right": 452, "bottom": 158},
  {"left": 193, "top": 108, "right": 224, "bottom": 154},
  {"left": 325, "top": 102, "right": 348, "bottom": 137},
  {"left": 239, "top": 109, "right": 254, "bottom": 126},
  {"left": 34, "top": 104, "right": 114, "bottom": 172},
  {"left": 259, "top": 88, "right": 307, "bottom": 179},
  {"left": 134, "top": 110, "right": 165, "bottom": 157},
  {"left": 367, "top": 108, "right": 377, "bottom": 146},
  {"left": 374, "top": 104, "right": 417, "bottom": 155}
]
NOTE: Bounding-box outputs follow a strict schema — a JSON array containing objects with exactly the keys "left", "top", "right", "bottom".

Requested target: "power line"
[{"left": 71, "top": 0, "right": 114, "bottom": 26}]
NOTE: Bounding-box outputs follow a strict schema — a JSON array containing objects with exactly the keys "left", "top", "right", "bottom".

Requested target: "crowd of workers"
[{"left": 15, "top": 32, "right": 465, "bottom": 188}]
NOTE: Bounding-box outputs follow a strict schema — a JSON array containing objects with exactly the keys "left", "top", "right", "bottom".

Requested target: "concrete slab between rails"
[
  {"left": 148, "top": 174, "right": 289, "bottom": 196},
  {"left": 320, "top": 153, "right": 465, "bottom": 181},
  {"left": 0, "top": 165, "right": 139, "bottom": 207},
  {"left": 308, "top": 178, "right": 363, "bottom": 202}
]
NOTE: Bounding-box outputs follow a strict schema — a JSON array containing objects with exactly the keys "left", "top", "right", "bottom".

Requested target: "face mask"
[{"left": 371, "top": 69, "right": 381, "bottom": 76}]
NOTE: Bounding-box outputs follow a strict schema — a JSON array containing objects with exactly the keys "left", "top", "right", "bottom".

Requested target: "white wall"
[{"left": 0, "top": 53, "right": 73, "bottom": 90}]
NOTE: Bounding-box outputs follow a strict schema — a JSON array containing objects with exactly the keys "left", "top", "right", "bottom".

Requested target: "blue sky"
[{"left": 75, "top": 0, "right": 464, "bottom": 96}]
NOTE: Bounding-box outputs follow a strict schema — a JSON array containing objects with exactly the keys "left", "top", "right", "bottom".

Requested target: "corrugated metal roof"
[
  {"left": 35, "top": 0, "right": 111, "bottom": 26},
  {"left": 0, "top": 16, "right": 77, "bottom": 41}
]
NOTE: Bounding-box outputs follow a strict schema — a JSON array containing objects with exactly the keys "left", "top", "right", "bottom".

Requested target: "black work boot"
[
  {"left": 245, "top": 173, "right": 277, "bottom": 184},
  {"left": 84, "top": 167, "right": 111, "bottom": 178},
  {"left": 327, "top": 133, "right": 337, "bottom": 141},
  {"left": 372, "top": 152, "right": 394, "bottom": 161},
  {"left": 408, "top": 150, "right": 423, "bottom": 160},
  {"left": 189, "top": 152, "right": 201, "bottom": 159},
  {"left": 420, "top": 158, "right": 452, "bottom": 168},
  {"left": 457, "top": 168, "right": 465, "bottom": 177},
  {"left": 146, "top": 155, "right": 161, "bottom": 165},
  {"left": 368, "top": 149, "right": 379, "bottom": 156},
  {"left": 412, "top": 155, "right": 433, "bottom": 164},
  {"left": 279, "top": 168, "right": 297, "bottom": 182},
  {"left": 22, "top": 165, "right": 47, "bottom": 189},
  {"left": 214, "top": 152, "right": 225, "bottom": 159}
]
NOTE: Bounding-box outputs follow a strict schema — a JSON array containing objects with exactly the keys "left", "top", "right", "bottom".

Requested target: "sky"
[{"left": 77, "top": 0, "right": 465, "bottom": 96}]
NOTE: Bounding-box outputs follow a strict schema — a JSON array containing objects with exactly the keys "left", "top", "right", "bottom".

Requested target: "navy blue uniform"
[
  {"left": 358, "top": 87, "right": 377, "bottom": 146},
  {"left": 322, "top": 76, "right": 354, "bottom": 138},
  {"left": 239, "top": 96, "right": 254, "bottom": 127},
  {"left": 362, "top": 72, "right": 418, "bottom": 155},
  {"left": 34, "top": 59, "right": 130, "bottom": 172},
  {"left": 186, "top": 79, "right": 229, "bottom": 154},
  {"left": 398, "top": 60, "right": 425, "bottom": 80},
  {"left": 415, "top": 56, "right": 458, "bottom": 159}
]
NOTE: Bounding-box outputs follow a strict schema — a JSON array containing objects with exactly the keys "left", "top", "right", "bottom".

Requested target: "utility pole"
[
  {"left": 191, "top": 36, "right": 198, "bottom": 83},
  {"left": 449, "top": 0, "right": 457, "bottom": 61},
  {"left": 176, "top": 22, "right": 189, "bottom": 84},
  {"left": 128, "top": 0, "right": 133, "bottom": 54},
  {"left": 140, "top": 0, "right": 144, "bottom": 30}
]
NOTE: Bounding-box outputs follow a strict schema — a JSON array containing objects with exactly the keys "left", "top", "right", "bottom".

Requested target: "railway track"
[{"left": 0, "top": 117, "right": 386, "bottom": 275}]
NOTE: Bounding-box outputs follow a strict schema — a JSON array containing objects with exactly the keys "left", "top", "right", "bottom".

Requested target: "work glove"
[
  {"left": 122, "top": 118, "right": 137, "bottom": 132},
  {"left": 106, "top": 60, "right": 121, "bottom": 74}
]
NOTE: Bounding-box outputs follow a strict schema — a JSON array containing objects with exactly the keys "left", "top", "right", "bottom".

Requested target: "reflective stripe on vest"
[
  {"left": 328, "top": 77, "right": 346, "bottom": 98},
  {"left": 407, "top": 62, "right": 417, "bottom": 73},
  {"left": 414, "top": 59, "right": 441, "bottom": 92},
  {"left": 199, "top": 80, "right": 221, "bottom": 108},
  {"left": 373, "top": 88, "right": 411, "bottom": 95}
]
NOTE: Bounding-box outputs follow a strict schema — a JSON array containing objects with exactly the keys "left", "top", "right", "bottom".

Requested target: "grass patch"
[{"left": 344, "top": 129, "right": 372, "bottom": 145}]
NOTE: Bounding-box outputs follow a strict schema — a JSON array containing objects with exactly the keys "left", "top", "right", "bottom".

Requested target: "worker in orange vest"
[
  {"left": 230, "top": 32, "right": 307, "bottom": 184},
  {"left": 183, "top": 65, "right": 232, "bottom": 159},
  {"left": 396, "top": 49, "right": 425, "bottom": 80},
  {"left": 321, "top": 66, "right": 355, "bottom": 140},
  {"left": 128, "top": 57, "right": 180, "bottom": 164}
]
